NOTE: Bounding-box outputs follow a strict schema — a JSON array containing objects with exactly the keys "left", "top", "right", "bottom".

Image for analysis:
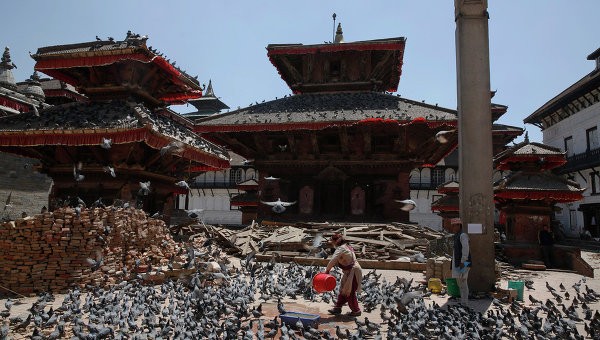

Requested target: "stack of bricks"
[
  {"left": 0, "top": 207, "right": 181, "bottom": 295},
  {"left": 425, "top": 256, "right": 452, "bottom": 282}
]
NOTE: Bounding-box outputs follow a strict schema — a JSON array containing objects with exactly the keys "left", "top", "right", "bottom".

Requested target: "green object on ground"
[
  {"left": 508, "top": 280, "right": 524, "bottom": 301},
  {"left": 446, "top": 278, "right": 460, "bottom": 297}
]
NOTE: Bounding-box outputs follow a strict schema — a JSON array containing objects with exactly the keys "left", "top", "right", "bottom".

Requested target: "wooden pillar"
[{"left": 455, "top": 0, "right": 495, "bottom": 292}]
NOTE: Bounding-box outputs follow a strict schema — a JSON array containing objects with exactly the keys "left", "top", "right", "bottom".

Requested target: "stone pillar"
[{"left": 454, "top": 0, "right": 495, "bottom": 292}]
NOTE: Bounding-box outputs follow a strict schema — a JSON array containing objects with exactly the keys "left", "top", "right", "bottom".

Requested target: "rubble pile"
[
  {"left": 0, "top": 207, "right": 180, "bottom": 295},
  {"left": 204, "top": 220, "right": 448, "bottom": 260}
]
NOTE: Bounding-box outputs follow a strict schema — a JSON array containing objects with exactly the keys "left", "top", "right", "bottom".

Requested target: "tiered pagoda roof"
[
  {"left": 267, "top": 35, "right": 406, "bottom": 94},
  {"left": 493, "top": 136, "right": 583, "bottom": 203},
  {"left": 31, "top": 32, "right": 202, "bottom": 106},
  {"left": 185, "top": 80, "right": 229, "bottom": 120},
  {"left": 494, "top": 137, "right": 567, "bottom": 171},
  {"left": 431, "top": 180, "right": 459, "bottom": 213},
  {"left": 0, "top": 33, "right": 230, "bottom": 205}
]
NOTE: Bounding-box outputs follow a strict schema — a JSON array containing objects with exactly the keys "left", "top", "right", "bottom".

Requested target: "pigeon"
[
  {"left": 73, "top": 162, "right": 84, "bottom": 182},
  {"left": 525, "top": 280, "right": 535, "bottom": 290},
  {"left": 103, "top": 165, "right": 116, "bottom": 177},
  {"left": 86, "top": 252, "right": 104, "bottom": 271},
  {"left": 101, "top": 137, "right": 112, "bottom": 149},
  {"left": 3, "top": 191, "right": 12, "bottom": 212},
  {"left": 260, "top": 198, "right": 297, "bottom": 213},
  {"left": 265, "top": 176, "right": 280, "bottom": 180},
  {"left": 138, "top": 181, "right": 151, "bottom": 196},
  {"left": 435, "top": 130, "right": 455, "bottom": 144},
  {"left": 395, "top": 199, "right": 417, "bottom": 211},
  {"left": 160, "top": 140, "right": 185, "bottom": 155},
  {"left": 277, "top": 298, "right": 287, "bottom": 314},
  {"left": 186, "top": 209, "right": 204, "bottom": 219},
  {"left": 175, "top": 180, "right": 191, "bottom": 191}
]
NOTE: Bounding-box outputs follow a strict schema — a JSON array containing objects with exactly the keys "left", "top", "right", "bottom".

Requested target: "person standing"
[
  {"left": 538, "top": 224, "right": 554, "bottom": 268},
  {"left": 450, "top": 218, "right": 471, "bottom": 305},
  {"left": 325, "top": 233, "right": 363, "bottom": 316}
]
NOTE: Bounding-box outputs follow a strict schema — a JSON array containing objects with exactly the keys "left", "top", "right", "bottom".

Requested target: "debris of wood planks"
[{"left": 194, "top": 220, "right": 448, "bottom": 266}]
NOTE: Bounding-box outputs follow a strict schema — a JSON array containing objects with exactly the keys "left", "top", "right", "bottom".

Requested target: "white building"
[{"left": 524, "top": 47, "right": 600, "bottom": 238}]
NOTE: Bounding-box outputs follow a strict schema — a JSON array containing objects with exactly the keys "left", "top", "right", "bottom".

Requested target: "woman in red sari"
[{"left": 325, "top": 233, "right": 363, "bottom": 316}]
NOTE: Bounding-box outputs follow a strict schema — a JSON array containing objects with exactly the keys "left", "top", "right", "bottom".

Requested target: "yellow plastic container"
[{"left": 428, "top": 278, "right": 442, "bottom": 294}]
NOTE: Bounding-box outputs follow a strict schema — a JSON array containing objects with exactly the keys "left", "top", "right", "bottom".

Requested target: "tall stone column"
[{"left": 454, "top": 0, "right": 495, "bottom": 292}]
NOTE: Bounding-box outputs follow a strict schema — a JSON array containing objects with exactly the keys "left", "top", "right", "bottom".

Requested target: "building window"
[
  {"left": 570, "top": 210, "right": 577, "bottom": 230},
  {"left": 229, "top": 168, "right": 242, "bottom": 184},
  {"left": 586, "top": 127, "right": 598, "bottom": 151},
  {"left": 431, "top": 168, "right": 445, "bottom": 188},
  {"left": 564, "top": 136, "right": 573, "bottom": 157},
  {"left": 591, "top": 171, "right": 600, "bottom": 195}
]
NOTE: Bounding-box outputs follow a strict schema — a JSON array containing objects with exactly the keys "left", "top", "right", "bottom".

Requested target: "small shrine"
[
  {"left": 493, "top": 134, "right": 586, "bottom": 268},
  {"left": 230, "top": 178, "right": 260, "bottom": 224},
  {"left": 431, "top": 180, "right": 460, "bottom": 229},
  {"left": 0, "top": 33, "right": 230, "bottom": 221}
]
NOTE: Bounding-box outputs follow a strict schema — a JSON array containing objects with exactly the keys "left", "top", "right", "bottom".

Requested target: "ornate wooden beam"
[
  {"left": 286, "top": 134, "right": 297, "bottom": 159},
  {"left": 369, "top": 51, "right": 394, "bottom": 80},
  {"left": 339, "top": 127, "right": 349, "bottom": 158},
  {"left": 279, "top": 56, "right": 303, "bottom": 83},
  {"left": 220, "top": 134, "right": 258, "bottom": 158},
  {"left": 362, "top": 128, "right": 372, "bottom": 158},
  {"left": 310, "top": 131, "right": 320, "bottom": 159},
  {"left": 252, "top": 134, "right": 268, "bottom": 155}
]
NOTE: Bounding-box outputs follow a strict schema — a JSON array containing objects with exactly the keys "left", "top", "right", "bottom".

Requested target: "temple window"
[
  {"left": 564, "top": 136, "right": 573, "bottom": 157},
  {"left": 569, "top": 210, "right": 578, "bottom": 230},
  {"left": 591, "top": 171, "right": 600, "bottom": 195},
  {"left": 329, "top": 60, "right": 341, "bottom": 80},
  {"left": 431, "top": 168, "right": 445, "bottom": 188},
  {"left": 586, "top": 126, "right": 598, "bottom": 151},
  {"left": 229, "top": 168, "right": 242, "bottom": 184}
]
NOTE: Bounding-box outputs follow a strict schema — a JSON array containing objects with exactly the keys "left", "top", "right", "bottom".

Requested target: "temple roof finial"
[
  {"left": 204, "top": 79, "right": 215, "bottom": 97},
  {"left": 334, "top": 23, "right": 344, "bottom": 43},
  {"left": 524, "top": 131, "right": 529, "bottom": 143},
  {"left": 1, "top": 47, "right": 16, "bottom": 70}
]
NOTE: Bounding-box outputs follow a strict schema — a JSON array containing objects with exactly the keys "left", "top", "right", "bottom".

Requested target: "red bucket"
[{"left": 312, "top": 273, "right": 336, "bottom": 293}]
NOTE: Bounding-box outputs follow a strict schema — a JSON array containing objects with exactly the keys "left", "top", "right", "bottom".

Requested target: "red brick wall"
[{"left": 0, "top": 207, "right": 178, "bottom": 295}]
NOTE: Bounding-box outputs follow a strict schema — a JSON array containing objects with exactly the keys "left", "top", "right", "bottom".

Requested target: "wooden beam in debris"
[{"left": 254, "top": 254, "right": 426, "bottom": 271}]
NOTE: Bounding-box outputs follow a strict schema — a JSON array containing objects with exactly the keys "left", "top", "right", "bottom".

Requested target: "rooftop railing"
[{"left": 558, "top": 146, "right": 600, "bottom": 174}]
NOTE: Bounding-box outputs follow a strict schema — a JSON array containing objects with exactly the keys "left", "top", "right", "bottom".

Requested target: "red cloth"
[{"left": 335, "top": 276, "right": 360, "bottom": 312}]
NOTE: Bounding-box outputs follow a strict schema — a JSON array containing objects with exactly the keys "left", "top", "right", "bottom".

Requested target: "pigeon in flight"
[
  {"left": 265, "top": 176, "right": 280, "bottom": 180},
  {"left": 73, "top": 162, "right": 84, "bottom": 182},
  {"left": 160, "top": 140, "right": 185, "bottom": 155},
  {"left": 138, "top": 181, "right": 151, "bottom": 196},
  {"left": 260, "top": 198, "right": 296, "bottom": 213},
  {"left": 101, "top": 137, "right": 112, "bottom": 149},
  {"left": 175, "top": 180, "right": 192, "bottom": 196},
  {"left": 103, "top": 165, "right": 116, "bottom": 177},
  {"left": 395, "top": 199, "right": 417, "bottom": 211},
  {"left": 435, "top": 130, "right": 456, "bottom": 144},
  {"left": 3, "top": 192, "right": 12, "bottom": 213}
]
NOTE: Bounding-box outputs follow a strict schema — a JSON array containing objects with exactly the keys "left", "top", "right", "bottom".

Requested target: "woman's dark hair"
[{"left": 331, "top": 233, "right": 346, "bottom": 245}]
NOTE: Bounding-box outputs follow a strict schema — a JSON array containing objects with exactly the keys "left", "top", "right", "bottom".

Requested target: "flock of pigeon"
[{"left": 1, "top": 232, "right": 600, "bottom": 340}]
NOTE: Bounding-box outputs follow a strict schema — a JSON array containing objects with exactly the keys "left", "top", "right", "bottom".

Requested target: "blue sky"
[{"left": 3, "top": 1, "right": 598, "bottom": 143}]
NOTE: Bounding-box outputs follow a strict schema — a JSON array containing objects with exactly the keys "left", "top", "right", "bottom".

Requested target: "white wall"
[{"left": 540, "top": 101, "right": 600, "bottom": 237}]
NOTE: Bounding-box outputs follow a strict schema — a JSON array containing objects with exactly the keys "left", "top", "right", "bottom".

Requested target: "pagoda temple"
[
  {"left": 195, "top": 25, "right": 460, "bottom": 222},
  {"left": 493, "top": 135, "right": 585, "bottom": 267},
  {"left": 0, "top": 33, "right": 229, "bottom": 221}
]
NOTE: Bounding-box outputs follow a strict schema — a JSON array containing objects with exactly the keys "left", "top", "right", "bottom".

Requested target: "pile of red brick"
[{"left": 0, "top": 207, "right": 180, "bottom": 295}]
